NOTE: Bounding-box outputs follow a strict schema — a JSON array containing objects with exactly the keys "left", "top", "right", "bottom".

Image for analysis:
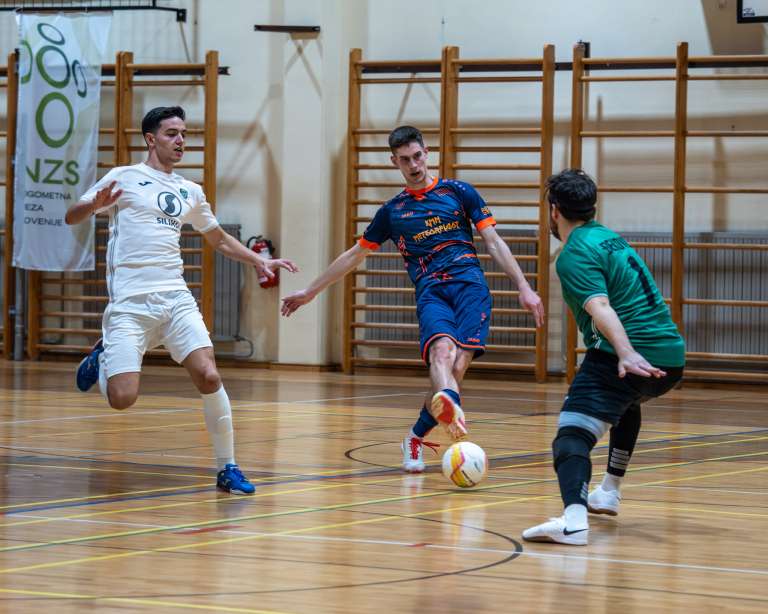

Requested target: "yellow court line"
[
  {"left": 24, "top": 436, "right": 739, "bottom": 532},
  {"left": 618, "top": 434, "right": 768, "bottom": 458},
  {"left": 0, "top": 587, "right": 291, "bottom": 614},
  {"left": 3, "top": 426, "right": 764, "bottom": 525},
  {"left": 0, "top": 475, "right": 547, "bottom": 554},
  {"left": 9, "top": 412, "right": 321, "bottom": 440},
  {"left": 0, "top": 491, "right": 553, "bottom": 576},
  {"left": 0, "top": 461, "right": 404, "bottom": 512},
  {"left": 0, "top": 474, "right": 412, "bottom": 529},
  {"left": 2, "top": 463, "right": 768, "bottom": 576},
  {"left": 626, "top": 459, "right": 768, "bottom": 489},
  {"left": 0, "top": 404, "right": 400, "bottom": 441},
  {"left": 623, "top": 500, "right": 768, "bottom": 519},
  {"left": 2, "top": 461, "right": 211, "bottom": 480},
  {"left": 623, "top": 449, "right": 768, "bottom": 475},
  {"left": 491, "top": 434, "right": 768, "bottom": 471},
  {"left": 0, "top": 482, "right": 212, "bottom": 511},
  {"left": 5, "top": 439, "right": 766, "bottom": 531},
  {"left": 3, "top": 448, "right": 765, "bottom": 554}
]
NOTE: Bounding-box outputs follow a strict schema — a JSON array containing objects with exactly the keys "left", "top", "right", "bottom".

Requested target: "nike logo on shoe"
[{"left": 563, "top": 527, "right": 588, "bottom": 536}]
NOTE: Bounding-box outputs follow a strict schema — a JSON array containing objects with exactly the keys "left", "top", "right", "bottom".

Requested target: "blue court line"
[
  {"left": 2, "top": 467, "right": 401, "bottom": 516},
  {"left": 3, "top": 487, "right": 213, "bottom": 515},
  {"left": 3, "top": 427, "right": 766, "bottom": 516}
]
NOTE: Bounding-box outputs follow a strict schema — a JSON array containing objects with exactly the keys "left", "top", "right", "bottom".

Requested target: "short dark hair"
[
  {"left": 141, "top": 106, "right": 185, "bottom": 138},
  {"left": 388, "top": 125, "right": 424, "bottom": 151},
  {"left": 545, "top": 168, "right": 598, "bottom": 222}
]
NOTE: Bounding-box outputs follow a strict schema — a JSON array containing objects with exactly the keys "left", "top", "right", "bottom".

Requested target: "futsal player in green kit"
[{"left": 523, "top": 169, "right": 685, "bottom": 546}]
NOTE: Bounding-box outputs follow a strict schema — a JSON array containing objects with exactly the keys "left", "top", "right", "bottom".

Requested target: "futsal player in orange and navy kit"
[{"left": 282, "top": 126, "right": 544, "bottom": 472}]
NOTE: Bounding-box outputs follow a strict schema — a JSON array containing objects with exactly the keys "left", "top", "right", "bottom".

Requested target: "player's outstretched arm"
[
  {"left": 584, "top": 296, "right": 667, "bottom": 379},
  {"left": 281, "top": 243, "right": 370, "bottom": 317},
  {"left": 203, "top": 227, "right": 299, "bottom": 280},
  {"left": 65, "top": 181, "right": 122, "bottom": 225},
  {"left": 479, "top": 225, "right": 545, "bottom": 327}
]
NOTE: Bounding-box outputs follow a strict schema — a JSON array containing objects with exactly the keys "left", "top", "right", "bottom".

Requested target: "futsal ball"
[{"left": 442, "top": 441, "right": 488, "bottom": 488}]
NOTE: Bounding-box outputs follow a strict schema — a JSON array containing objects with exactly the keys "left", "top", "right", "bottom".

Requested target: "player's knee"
[
  {"left": 552, "top": 426, "right": 597, "bottom": 471},
  {"left": 429, "top": 337, "right": 456, "bottom": 367},
  {"left": 108, "top": 387, "right": 138, "bottom": 410},
  {"left": 196, "top": 367, "right": 221, "bottom": 393}
]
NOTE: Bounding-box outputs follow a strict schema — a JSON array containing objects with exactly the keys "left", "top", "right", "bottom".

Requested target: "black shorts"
[{"left": 562, "top": 349, "right": 684, "bottom": 426}]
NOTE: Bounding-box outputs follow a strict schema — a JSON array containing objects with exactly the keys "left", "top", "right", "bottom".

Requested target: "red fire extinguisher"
[{"left": 246, "top": 235, "right": 279, "bottom": 289}]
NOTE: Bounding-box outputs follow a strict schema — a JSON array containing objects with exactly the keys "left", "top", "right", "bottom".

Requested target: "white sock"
[
  {"left": 601, "top": 473, "right": 623, "bottom": 493},
  {"left": 564, "top": 503, "right": 588, "bottom": 529},
  {"left": 98, "top": 352, "right": 109, "bottom": 401},
  {"left": 202, "top": 386, "right": 235, "bottom": 471}
]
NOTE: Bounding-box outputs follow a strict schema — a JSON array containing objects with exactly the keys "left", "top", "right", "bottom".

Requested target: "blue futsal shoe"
[
  {"left": 76, "top": 338, "right": 104, "bottom": 392},
  {"left": 216, "top": 464, "right": 255, "bottom": 495}
]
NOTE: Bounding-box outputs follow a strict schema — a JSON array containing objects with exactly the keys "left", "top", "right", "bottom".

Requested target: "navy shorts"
[
  {"left": 416, "top": 278, "right": 492, "bottom": 364},
  {"left": 562, "top": 349, "right": 684, "bottom": 425}
]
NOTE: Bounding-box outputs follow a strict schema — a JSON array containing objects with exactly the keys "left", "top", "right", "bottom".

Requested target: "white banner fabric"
[{"left": 12, "top": 12, "right": 111, "bottom": 271}]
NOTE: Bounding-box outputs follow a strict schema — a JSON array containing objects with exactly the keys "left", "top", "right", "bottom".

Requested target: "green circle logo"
[
  {"left": 71, "top": 60, "right": 87, "bottom": 98},
  {"left": 37, "top": 23, "right": 65, "bottom": 44},
  {"left": 19, "top": 39, "right": 33, "bottom": 84},
  {"left": 35, "top": 91, "right": 74, "bottom": 148},
  {"left": 36, "top": 44, "right": 71, "bottom": 88}
]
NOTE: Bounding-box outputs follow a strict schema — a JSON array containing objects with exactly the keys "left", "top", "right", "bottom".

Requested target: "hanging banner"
[{"left": 13, "top": 12, "right": 112, "bottom": 271}]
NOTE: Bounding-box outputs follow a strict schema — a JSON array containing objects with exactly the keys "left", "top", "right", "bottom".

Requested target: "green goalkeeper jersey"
[{"left": 556, "top": 221, "right": 685, "bottom": 367}]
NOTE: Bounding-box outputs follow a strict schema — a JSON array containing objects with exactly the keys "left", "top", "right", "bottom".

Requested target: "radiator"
[
  {"left": 84, "top": 221, "right": 243, "bottom": 341},
  {"left": 624, "top": 231, "right": 768, "bottom": 356},
  {"left": 359, "top": 230, "right": 768, "bottom": 361},
  {"left": 361, "top": 229, "right": 539, "bottom": 347},
  {"left": 180, "top": 223, "right": 242, "bottom": 341}
]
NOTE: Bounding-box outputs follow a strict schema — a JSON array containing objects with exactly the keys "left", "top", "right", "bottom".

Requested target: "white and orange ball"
[{"left": 441, "top": 441, "right": 488, "bottom": 488}]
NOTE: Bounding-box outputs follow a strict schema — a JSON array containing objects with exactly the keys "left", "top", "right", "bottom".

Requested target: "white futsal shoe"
[
  {"left": 401, "top": 435, "right": 439, "bottom": 473},
  {"left": 522, "top": 516, "right": 589, "bottom": 546},
  {"left": 587, "top": 485, "right": 621, "bottom": 516}
]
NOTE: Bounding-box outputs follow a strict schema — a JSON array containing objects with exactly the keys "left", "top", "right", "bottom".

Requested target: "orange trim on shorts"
[
  {"left": 421, "top": 333, "right": 485, "bottom": 363},
  {"left": 358, "top": 237, "right": 380, "bottom": 250},
  {"left": 475, "top": 217, "right": 496, "bottom": 231}
]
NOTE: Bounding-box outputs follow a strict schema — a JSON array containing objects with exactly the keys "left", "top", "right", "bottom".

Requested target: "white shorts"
[{"left": 102, "top": 289, "right": 213, "bottom": 377}]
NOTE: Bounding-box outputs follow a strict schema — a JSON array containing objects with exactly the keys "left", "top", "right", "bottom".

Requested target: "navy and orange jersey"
[{"left": 358, "top": 177, "right": 496, "bottom": 289}]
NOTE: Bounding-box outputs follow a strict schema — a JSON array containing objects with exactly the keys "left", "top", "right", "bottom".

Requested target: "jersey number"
[{"left": 627, "top": 255, "right": 656, "bottom": 308}]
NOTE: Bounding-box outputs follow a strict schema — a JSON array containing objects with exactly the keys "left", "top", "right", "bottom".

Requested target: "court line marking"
[
  {"left": 13, "top": 515, "right": 768, "bottom": 580},
  {"left": 0, "top": 474, "right": 417, "bottom": 528},
  {"left": 0, "top": 428, "right": 768, "bottom": 526},
  {"left": 0, "top": 461, "right": 213, "bottom": 480},
  {"left": 434, "top": 545, "right": 768, "bottom": 577},
  {"left": 10, "top": 454, "right": 767, "bottom": 532},
  {"left": 1, "top": 452, "right": 766, "bottom": 560},
  {"left": 0, "top": 408, "right": 190, "bottom": 426},
  {"left": 3, "top": 462, "right": 768, "bottom": 577},
  {"left": 2, "top": 424, "right": 757, "bottom": 485},
  {"left": 2, "top": 426, "right": 765, "bottom": 516},
  {"left": 0, "top": 476, "right": 547, "bottom": 555},
  {"left": 645, "top": 485, "right": 768, "bottom": 495},
  {"left": 0, "top": 482, "right": 215, "bottom": 512},
  {"left": 0, "top": 391, "right": 417, "bottom": 438},
  {"left": 0, "top": 588, "right": 291, "bottom": 613}
]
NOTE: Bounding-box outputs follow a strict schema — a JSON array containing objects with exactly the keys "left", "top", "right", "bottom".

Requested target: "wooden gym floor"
[{"left": 0, "top": 360, "right": 766, "bottom": 613}]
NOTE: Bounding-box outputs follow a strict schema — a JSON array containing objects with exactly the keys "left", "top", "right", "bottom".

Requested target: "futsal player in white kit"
[{"left": 65, "top": 106, "right": 297, "bottom": 494}]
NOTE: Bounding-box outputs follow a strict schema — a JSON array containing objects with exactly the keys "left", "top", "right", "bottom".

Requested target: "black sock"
[
  {"left": 553, "top": 426, "right": 597, "bottom": 508},
  {"left": 607, "top": 404, "right": 641, "bottom": 477}
]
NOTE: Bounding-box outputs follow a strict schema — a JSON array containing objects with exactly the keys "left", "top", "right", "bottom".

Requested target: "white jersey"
[{"left": 79, "top": 162, "right": 219, "bottom": 301}]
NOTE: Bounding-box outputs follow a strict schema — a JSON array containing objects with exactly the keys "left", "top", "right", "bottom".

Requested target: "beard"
[{"left": 549, "top": 210, "right": 561, "bottom": 241}]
